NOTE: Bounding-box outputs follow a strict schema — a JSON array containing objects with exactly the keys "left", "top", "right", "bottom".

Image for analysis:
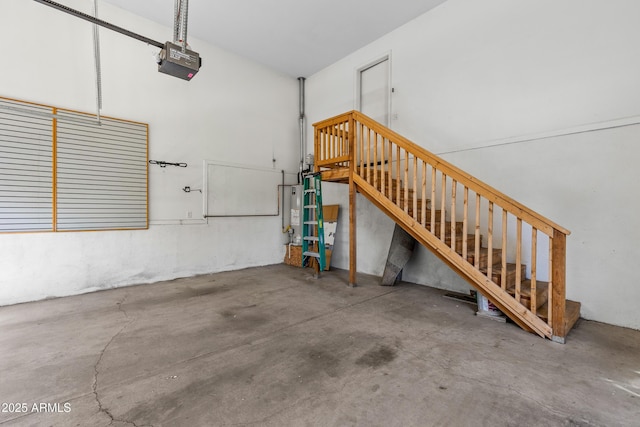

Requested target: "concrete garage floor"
[{"left": 0, "top": 265, "right": 638, "bottom": 427}]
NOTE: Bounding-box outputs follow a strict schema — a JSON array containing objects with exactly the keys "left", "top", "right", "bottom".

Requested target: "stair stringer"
[{"left": 354, "top": 174, "right": 553, "bottom": 339}]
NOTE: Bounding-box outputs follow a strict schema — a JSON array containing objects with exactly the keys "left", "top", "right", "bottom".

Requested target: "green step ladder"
[{"left": 302, "top": 173, "right": 326, "bottom": 273}]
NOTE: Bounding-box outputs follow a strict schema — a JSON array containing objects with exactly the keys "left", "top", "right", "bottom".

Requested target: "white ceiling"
[{"left": 101, "top": 0, "right": 447, "bottom": 77}]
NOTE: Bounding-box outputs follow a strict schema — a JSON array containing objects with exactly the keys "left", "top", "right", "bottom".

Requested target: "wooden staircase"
[{"left": 313, "top": 111, "right": 580, "bottom": 342}]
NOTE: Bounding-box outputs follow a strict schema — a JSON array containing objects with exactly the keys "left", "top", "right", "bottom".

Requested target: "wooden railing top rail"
[
  {"left": 313, "top": 111, "right": 353, "bottom": 128},
  {"left": 314, "top": 110, "right": 570, "bottom": 237}
]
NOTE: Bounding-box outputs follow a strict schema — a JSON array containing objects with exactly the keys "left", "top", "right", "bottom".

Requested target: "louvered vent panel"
[
  {"left": 0, "top": 99, "right": 54, "bottom": 232},
  {"left": 56, "top": 112, "right": 147, "bottom": 230},
  {"left": 0, "top": 97, "right": 148, "bottom": 233}
]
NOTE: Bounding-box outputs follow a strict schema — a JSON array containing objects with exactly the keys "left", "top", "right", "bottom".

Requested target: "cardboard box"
[
  {"left": 284, "top": 245, "right": 333, "bottom": 271},
  {"left": 284, "top": 245, "right": 303, "bottom": 267}
]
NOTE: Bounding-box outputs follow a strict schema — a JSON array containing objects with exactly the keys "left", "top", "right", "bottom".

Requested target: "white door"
[{"left": 359, "top": 57, "right": 390, "bottom": 126}]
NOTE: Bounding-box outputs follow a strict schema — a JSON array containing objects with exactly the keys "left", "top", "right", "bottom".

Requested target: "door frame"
[{"left": 354, "top": 52, "right": 392, "bottom": 127}]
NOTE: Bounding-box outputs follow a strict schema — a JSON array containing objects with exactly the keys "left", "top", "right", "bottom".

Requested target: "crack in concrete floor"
[{"left": 91, "top": 296, "right": 153, "bottom": 427}]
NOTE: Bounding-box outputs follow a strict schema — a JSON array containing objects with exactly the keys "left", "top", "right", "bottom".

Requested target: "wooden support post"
[
  {"left": 531, "top": 228, "right": 538, "bottom": 315},
  {"left": 551, "top": 230, "right": 567, "bottom": 342},
  {"left": 314, "top": 127, "right": 320, "bottom": 173},
  {"left": 52, "top": 107, "right": 58, "bottom": 232},
  {"left": 501, "top": 209, "right": 508, "bottom": 291},
  {"left": 349, "top": 114, "right": 357, "bottom": 287},
  {"left": 462, "top": 187, "right": 468, "bottom": 259},
  {"left": 487, "top": 201, "right": 493, "bottom": 280}
]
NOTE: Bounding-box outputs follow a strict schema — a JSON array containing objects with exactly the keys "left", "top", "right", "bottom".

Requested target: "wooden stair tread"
[
  {"left": 564, "top": 300, "right": 581, "bottom": 333},
  {"left": 482, "top": 263, "right": 526, "bottom": 288},
  {"left": 373, "top": 178, "right": 413, "bottom": 190},
  {"left": 536, "top": 300, "right": 581, "bottom": 339},
  {"left": 537, "top": 300, "right": 581, "bottom": 333},
  {"left": 444, "top": 233, "right": 477, "bottom": 242},
  {"left": 406, "top": 208, "right": 443, "bottom": 220},
  {"left": 507, "top": 279, "right": 548, "bottom": 299},
  {"left": 385, "top": 194, "right": 423, "bottom": 206},
  {"left": 446, "top": 234, "right": 481, "bottom": 254},
  {"left": 376, "top": 178, "right": 407, "bottom": 187},
  {"left": 466, "top": 247, "right": 502, "bottom": 269},
  {"left": 426, "top": 221, "right": 464, "bottom": 234},
  {"left": 507, "top": 279, "right": 548, "bottom": 309},
  {"left": 401, "top": 199, "right": 429, "bottom": 208},
  {"left": 378, "top": 184, "right": 413, "bottom": 193}
]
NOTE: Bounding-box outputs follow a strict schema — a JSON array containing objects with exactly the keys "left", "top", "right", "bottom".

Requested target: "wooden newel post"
[
  {"left": 348, "top": 113, "right": 357, "bottom": 287},
  {"left": 551, "top": 230, "right": 567, "bottom": 341},
  {"left": 313, "top": 126, "right": 319, "bottom": 173}
]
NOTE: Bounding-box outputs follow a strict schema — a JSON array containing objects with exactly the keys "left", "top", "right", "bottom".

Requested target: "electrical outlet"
[{"left": 186, "top": 211, "right": 193, "bottom": 219}]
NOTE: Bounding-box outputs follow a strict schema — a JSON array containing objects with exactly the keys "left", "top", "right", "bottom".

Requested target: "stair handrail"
[
  {"left": 350, "top": 111, "right": 570, "bottom": 237},
  {"left": 314, "top": 111, "right": 569, "bottom": 237}
]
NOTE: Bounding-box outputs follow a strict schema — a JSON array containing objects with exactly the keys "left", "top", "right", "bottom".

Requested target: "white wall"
[
  {"left": 307, "top": 0, "right": 640, "bottom": 330},
  {"left": 0, "top": 0, "right": 299, "bottom": 304}
]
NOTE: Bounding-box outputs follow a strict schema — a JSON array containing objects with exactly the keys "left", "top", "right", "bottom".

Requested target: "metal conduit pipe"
[
  {"left": 180, "top": 0, "right": 189, "bottom": 52},
  {"left": 281, "top": 170, "right": 285, "bottom": 230},
  {"left": 173, "top": 0, "right": 188, "bottom": 51},
  {"left": 298, "top": 77, "right": 306, "bottom": 183},
  {"left": 173, "top": 0, "right": 180, "bottom": 44},
  {"left": 92, "top": 0, "right": 102, "bottom": 124}
]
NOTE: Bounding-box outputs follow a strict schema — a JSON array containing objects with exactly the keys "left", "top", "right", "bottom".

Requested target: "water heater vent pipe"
[{"left": 298, "top": 77, "right": 306, "bottom": 183}]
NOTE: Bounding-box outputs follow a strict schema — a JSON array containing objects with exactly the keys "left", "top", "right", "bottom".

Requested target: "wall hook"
[
  {"left": 182, "top": 186, "right": 202, "bottom": 193},
  {"left": 149, "top": 160, "right": 187, "bottom": 168}
]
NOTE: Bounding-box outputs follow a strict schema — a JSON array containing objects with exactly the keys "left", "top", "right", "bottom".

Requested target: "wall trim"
[{"left": 437, "top": 114, "right": 640, "bottom": 156}]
